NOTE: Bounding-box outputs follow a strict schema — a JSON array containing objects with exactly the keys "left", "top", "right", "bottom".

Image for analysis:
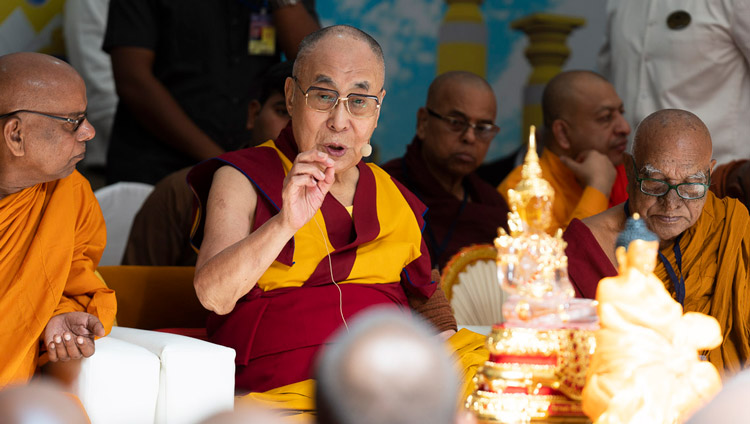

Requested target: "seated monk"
[
  {"left": 381, "top": 71, "right": 509, "bottom": 269},
  {"left": 0, "top": 53, "right": 117, "bottom": 388},
  {"left": 498, "top": 70, "right": 630, "bottom": 233},
  {"left": 564, "top": 108, "right": 750, "bottom": 376},
  {"left": 188, "top": 25, "right": 457, "bottom": 393}
]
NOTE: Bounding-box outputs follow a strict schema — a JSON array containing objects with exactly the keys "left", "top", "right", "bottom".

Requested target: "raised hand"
[
  {"left": 560, "top": 150, "right": 617, "bottom": 197},
  {"left": 280, "top": 150, "right": 335, "bottom": 230},
  {"left": 43, "top": 312, "right": 105, "bottom": 362}
]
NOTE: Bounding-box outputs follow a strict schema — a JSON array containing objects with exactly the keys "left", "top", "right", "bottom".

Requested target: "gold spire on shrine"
[{"left": 505, "top": 125, "right": 555, "bottom": 234}]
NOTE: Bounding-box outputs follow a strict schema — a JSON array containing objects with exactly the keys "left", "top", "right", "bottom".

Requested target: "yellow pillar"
[
  {"left": 511, "top": 13, "right": 585, "bottom": 144},
  {"left": 437, "top": 0, "right": 486, "bottom": 78}
]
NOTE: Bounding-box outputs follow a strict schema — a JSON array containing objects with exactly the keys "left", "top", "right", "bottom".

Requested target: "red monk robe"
[
  {"left": 189, "top": 125, "right": 438, "bottom": 392},
  {"left": 0, "top": 171, "right": 117, "bottom": 388},
  {"left": 564, "top": 192, "right": 750, "bottom": 375},
  {"left": 499, "top": 148, "right": 628, "bottom": 234},
  {"left": 381, "top": 137, "right": 510, "bottom": 270}
]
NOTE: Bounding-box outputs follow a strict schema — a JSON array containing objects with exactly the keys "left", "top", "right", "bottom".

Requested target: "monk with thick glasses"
[
  {"left": 563, "top": 108, "right": 750, "bottom": 377},
  {"left": 0, "top": 52, "right": 116, "bottom": 388}
]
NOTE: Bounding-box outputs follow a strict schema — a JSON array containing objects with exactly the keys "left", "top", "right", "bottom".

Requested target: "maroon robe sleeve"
[{"left": 563, "top": 218, "right": 618, "bottom": 299}]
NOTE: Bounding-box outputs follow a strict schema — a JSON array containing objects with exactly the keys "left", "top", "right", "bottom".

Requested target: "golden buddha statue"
[
  {"left": 465, "top": 126, "right": 596, "bottom": 423},
  {"left": 582, "top": 214, "right": 722, "bottom": 424},
  {"left": 495, "top": 126, "right": 591, "bottom": 326}
]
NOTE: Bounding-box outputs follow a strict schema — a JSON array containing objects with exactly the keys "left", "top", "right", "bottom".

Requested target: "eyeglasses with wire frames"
[
  {"left": 0, "top": 109, "right": 88, "bottom": 132},
  {"left": 293, "top": 77, "right": 381, "bottom": 118},
  {"left": 426, "top": 108, "right": 499, "bottom": 141},
  {"left": 632, "top": 161, "right": 710, "bottom": 200}
]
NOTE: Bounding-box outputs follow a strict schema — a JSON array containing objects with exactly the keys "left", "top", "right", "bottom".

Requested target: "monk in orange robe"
[
  {"left": 0, "top": 52, "right": 117, "bottom": 388},
  {"left": 564, "top": 109, "right": 750, "bottom": 376},
  {"left": 499, "top": 71, "right": 630, "bottom": 233}
]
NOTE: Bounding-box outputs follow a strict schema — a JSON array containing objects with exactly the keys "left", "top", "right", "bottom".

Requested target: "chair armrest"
[
  {"left": 109, "top": 327, "right": 236, "bottom": 424},
  {"left": 74, "top": 336, "right": 161, "bottom": 424}
]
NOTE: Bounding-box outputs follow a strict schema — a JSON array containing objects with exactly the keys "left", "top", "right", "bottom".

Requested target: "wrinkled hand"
[
  {"left": 281, "top": 149, "right": 335, "bottom": 230},
  {"left": 560, "top": 150, "right": 617, "bottom": 196},
  {"left": 43, "top": 312, "right": 105, "bottom": 362}
]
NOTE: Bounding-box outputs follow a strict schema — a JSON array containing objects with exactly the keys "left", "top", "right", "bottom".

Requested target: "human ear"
[
  {"left": 552, "top": 119, "right": 571, "bottom": 152},
  {"left": 246, "top": 100, "right": 261, "bottom": 130},
  {"left": 3, "top": 118, "right": 24, "bottom": 157},
  {"left": 284, "top": 77, "right": 295, "bottom": 117}
]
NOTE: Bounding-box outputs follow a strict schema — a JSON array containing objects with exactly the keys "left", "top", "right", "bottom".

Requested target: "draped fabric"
[
  {"left": 188, "top": 124, "right": 436, "bottom": 391},
  {"left": 240, "top": 328, "right": 489, "bottom": 420},
  {"left": 563, "top": 193, "right": 750, "bottom": 376},
  {"left": 0, "top": 171, "right": 117, "bottom": 387},
  {"left": 564, "top": 218, "right": 618, "bottom": 299},
  {"left": 381, "top": 136, "right": 510, "bottom": 270},
  {"left": 498, "top": 148, "right": 628, "bottom": 234}
]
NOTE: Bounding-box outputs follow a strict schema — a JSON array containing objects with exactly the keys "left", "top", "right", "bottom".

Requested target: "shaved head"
[
  {"left": 426, "top": 71, "right": 494, "bottom": 109},
  {"left": 0, "top": 52, "right": 93, "bottom": 195},
  {"left": 542, "top": 70, "right": 609, "bottom": 130},
  {"left": 633, "top": 109, "right": 712, "bottom": 166},
  {"left": 0, "top": 52, "right": 83, "bottom": 113},
  {"left": 293, "top": 25, "right": 384, "bottom": 87},
  {"left": 0, "top": 381, "right": 89, "bottom": 424},
  {"left": 628, "top": 109, "right": 715, "bottom": 245},
  {"left": 316, "top": 308, "right": 459, "bottom": 424}
]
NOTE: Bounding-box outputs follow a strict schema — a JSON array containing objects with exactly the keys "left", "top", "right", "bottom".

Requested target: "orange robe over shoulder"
[
  {"left": 0, "top": 171, "right": 117, "bottom": 388},
  {"left": 564, "top": 192, "right": 750, "bottom": 376},
  {"left": 657, "top": 193, "right": 750, "bottom": 376},
  {"left": 498, "top": 148, "right": 628, "bottom": 234}
]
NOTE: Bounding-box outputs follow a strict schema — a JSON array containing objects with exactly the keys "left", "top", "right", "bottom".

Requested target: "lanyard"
[{"left": 624, "top": 201, "right": 686, "bottom": 306}]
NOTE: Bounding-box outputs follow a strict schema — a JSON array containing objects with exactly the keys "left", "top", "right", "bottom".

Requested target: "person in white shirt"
[{"left": 599, "top": 0, "right": 750, "bottom": 165}]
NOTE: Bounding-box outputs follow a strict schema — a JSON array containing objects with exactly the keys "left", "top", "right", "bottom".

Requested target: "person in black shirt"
[{"left": 103, "top": 0, "right": 318, "bottom": 184}]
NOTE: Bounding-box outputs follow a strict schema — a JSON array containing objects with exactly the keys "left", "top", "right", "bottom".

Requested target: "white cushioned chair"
[
  {"left": 94, "top": 182, "right": 154, "bottom": 266},
  {"left": 50, "top": 265, "right": 236, "bottom": 424}
]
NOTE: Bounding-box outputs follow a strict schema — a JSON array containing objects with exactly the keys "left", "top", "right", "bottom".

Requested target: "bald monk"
[
  {"left": 499, "top": 70, "right": 630, "bottom": 233},
  {"left": 0, "top": 381, "right": 90, "bottom": 424},
  {"left": 564, "top": 109, "right": 750, "bottom": 376},
  {"left": 0, "top": 52, "right": 117, "bottom": 388},
  {"left": 316, "top": 308, "right": 477, "bottom": 424},
  {"left": 189, "top": 25, "right": 455, "bottom": 393},
  {"left": 382, "top": 71, "right": 509, "bottom": 269}
]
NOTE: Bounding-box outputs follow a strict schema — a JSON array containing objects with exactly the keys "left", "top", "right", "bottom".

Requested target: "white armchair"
[{"left": 72, "top": 326, "right": 235, "bottom": 424}]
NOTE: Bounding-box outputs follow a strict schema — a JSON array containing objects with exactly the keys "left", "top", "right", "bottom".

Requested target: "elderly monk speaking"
[
  {"left": 499, "top": 71, "right": 630, "bottom": 233},
  {"left": 563, "top": 109, "right": 750, "bottom": 376},
  {"left": 0, "top": 53, "right": 117, "bottom": 387},
  {"left": 188, "top": 25, "right": 456, "bottom": 393}
]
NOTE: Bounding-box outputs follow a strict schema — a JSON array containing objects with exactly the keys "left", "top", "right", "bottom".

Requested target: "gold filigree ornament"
[{"left": 464, "top": 126, "right": 598, "bottom": 424}]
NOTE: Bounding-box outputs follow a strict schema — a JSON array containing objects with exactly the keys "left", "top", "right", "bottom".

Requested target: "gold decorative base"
[
  {"left": 465, "top": 325, "right": 595, "bottom": 423},
  {"left": 467, "top": 390, "right": 590, "bottom": 423}
]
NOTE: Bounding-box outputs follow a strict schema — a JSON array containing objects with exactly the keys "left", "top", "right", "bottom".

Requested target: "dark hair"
[{"left": 258, "top": 61, "right": 293, "bottom": 104}]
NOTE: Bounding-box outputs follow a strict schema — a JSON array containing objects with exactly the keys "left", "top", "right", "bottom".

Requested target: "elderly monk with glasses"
[
  {"left": 499, "top": 70, "right": 631, "bottom": 234},
  {"left": 382, "top": 71, "right": 509, "bottom": 269},
  {"left": 187, "top": 25, "right": 458, "bottom": 393},
  {"left": 0, "top": 52, "right": 116, "bottom": 388},
  {"left": 563, "top": 108, "right": 750, "bottom": 377}
]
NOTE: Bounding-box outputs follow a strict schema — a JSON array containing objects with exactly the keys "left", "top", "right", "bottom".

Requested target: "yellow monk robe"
[
  {"left": 0, "top": 171, "right": 117, "bottom": 388},
  {"left": 240, "top": 329, "right": 489, "bottom": 420},
  {"left": 498, "top": 148, "right": 628, "bottom": 234},
  {"left": 655, "top": 192, "right": 750, "bottom": 376}
]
